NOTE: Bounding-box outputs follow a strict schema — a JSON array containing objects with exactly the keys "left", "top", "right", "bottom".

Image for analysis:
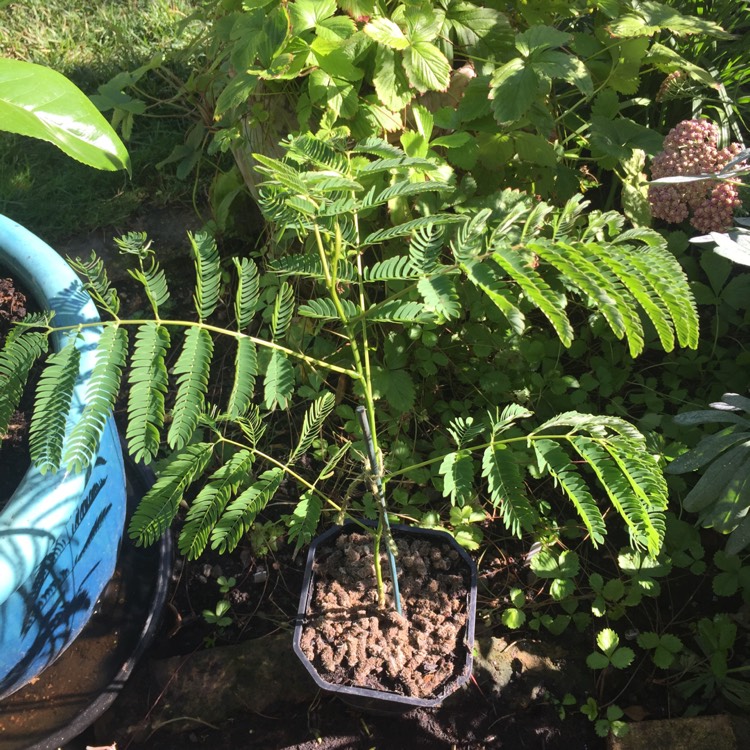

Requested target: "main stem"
[{"left": 313, "top": 221, "right": 399, "bottom": 612}]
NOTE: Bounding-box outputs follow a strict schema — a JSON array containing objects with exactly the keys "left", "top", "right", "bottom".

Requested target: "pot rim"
[{"left": 0, "top": 214, "right": 125, "bottom": 605}]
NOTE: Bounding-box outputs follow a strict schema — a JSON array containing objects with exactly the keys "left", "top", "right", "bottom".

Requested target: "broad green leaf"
[
  {"left": 534, "top": 50, "right": 592, "bottom": 96},
  {"left": 403, "top": 41, "right": 451, "bottom": 92},
  {"left": 363, "top": 17, "right": 409, "bottom": 49},
  {"left": 0, "top": 59, "right": 130, "bottom": 172},
  {"left": 516, "top": 25, "right": 571, "bottom": 55},
  {"left": 372, "top": 46, "right": 415, "bottom": 112},
  {"left": 289, "top": 0, "right": 336, "bottom": 33},
  {"left": 490, "top": 59, "right": 540, "bottom": 124}
]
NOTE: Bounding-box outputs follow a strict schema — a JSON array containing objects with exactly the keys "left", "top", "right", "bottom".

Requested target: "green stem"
[{"left": 41, "top": 317, "right": 358, "bottom": 378}]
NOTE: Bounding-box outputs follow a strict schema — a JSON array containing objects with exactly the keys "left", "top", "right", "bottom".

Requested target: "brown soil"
[
  {"left": 299, "top": 531, "right": 471, "bottom": 699},
  {"left": 0, "top": 276, "right": 32, "bottom": 503}
]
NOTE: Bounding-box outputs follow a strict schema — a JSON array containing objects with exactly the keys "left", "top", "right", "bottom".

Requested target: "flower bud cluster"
[{"left": 648, "top": 119, "right": 745, "bottom": 233}]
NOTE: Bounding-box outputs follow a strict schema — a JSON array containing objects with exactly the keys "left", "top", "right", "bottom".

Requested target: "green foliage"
[
  {"left": 668, "top": 393, "right": 750, "bottom": 553},
  {"left": 0, "top": 58, "right": 130, "bottom": 171},
  {"left": 586, "top": 628, "right": 635, "bottom": 670},
  {"left": 0, "top": 320, "right": 48, "bottom": 437}
]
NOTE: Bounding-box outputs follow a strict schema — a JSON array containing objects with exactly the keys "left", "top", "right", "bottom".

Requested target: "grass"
[{"left": 0, "top": 0, "right": 208, "bottom": 240}]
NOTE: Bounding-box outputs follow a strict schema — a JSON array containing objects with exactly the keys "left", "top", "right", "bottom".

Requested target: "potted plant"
[
  {"left": 0, "top": 58, "right": 130, "bottom": 699},
  {"left": 7, "top": 127, "right": 704, "bottom": 708},
  {"left": 0, "top": 215, "right": 127, "bottom": 699}
]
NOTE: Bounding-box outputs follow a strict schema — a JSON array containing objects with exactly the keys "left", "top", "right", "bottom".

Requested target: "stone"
[{"left": 608, "top": 714, "right": 750, "bottom": 750}]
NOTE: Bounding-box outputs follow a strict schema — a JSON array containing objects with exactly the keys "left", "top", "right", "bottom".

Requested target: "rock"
[{"left": 608, "top": 715, "right": 750, "bottom": 750}]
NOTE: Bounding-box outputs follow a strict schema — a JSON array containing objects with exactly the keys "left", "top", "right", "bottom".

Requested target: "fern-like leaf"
[
  {"left": 289, "top": 391, "right": 335, "bottom": 463},
  {"left": 191, "top": 231, "right": 221, "bottom": 320},
  {"left": 129, "top": 258, "right": 170, "bottom": 317},
  {"left": 361, "top": 180, "right": 452, "bottom": 210},
  {"left": 210, "top": 467, "right": 284, "bottom": 554},
  {"left": 533, "top": 438, "right": 607, "bottom": 546},
  {"left": 263, "top": 348, "right": 294, "bottom": 410},
  {"left": 365, "top": 215, "right": 465, "bottom": 245},
  {"left": 63, "top": 324, "right": 128, "bottom": 473},
  {"left": 410, "top": 223, "right": 445, "bottom": 275},
  {"left": 287, "top": 133, "right": 349, "bottom": 174},
  {"left": 0, "top": 326, "right": 48, "bottom": 437},
  {"left": 233, "top": 257, "right": 260, "bottom": 330},
  {"left": 178, "top": 449, "right": 255, "bottom": 559},
  {"left": 417, "top": 275, "right": 461, "bottom": 320},
  {"left": 271, "top": 281, "right": 295, "bottom": 340},
  {"left": 460, "top": 258, "right": 525, "bottom": 334},
  {"left": 68, "top": 251, "right": 121, "bottom": 316},
  {"left": 439, "top": 450, "right": 475, "bottom": 506},
  {"left": 482, "top": 443, "right": 536, "bottom": 537},
  {"left": 363, "top": 256, "right": 418, "bottom": 281},
  {"left": 128, "top": 442, "right": 214, "bottom": 546},
  {"left": 351, "top": 136, "right": 405, "bottom": 158},
  {"left": 286, "top": 491, "right": 323, "bottom": 555},
  {"left": 587, "top": 242, "right": 676, "bottom": 351},
  {"left": 451, "top": 210, "right": 490, "bottom": 262},
  {"left": 569, "top": 436, "right": 659, "bottom": 554},
  {"left": 447, "top": 415, "right": 486, "bottom": 447},
  {"left": 29, "top": 334, "right": 80, "bottom": 473},
  {"left": 366, "top": 300, "right": 435, "bottom": 324},
  {"left": 167, "top": 326, "right": 214, "bottom": 449},
  {"left": 531, "top": 239, "right": 642, "bottom": 355},
  {"left": 235, "top": 404, "right": 265, "bottom": 447},
  {"left": 491, "top": 245, "right": 574, "bottom": 346},
  {"left": 299, "top": 297, "right": 359, "bottom": 320},
  {"left": 126, "top": 323, "right": 170, "bottom": 464},
  {"left": 227, "top": 337, "right": 258, "bottom": 419},
  {"left": 271, "top": 253, "right": 356, "bottom": 282},
  {"left": 357, "top": 156, "right": 437, "bottom": 176}
]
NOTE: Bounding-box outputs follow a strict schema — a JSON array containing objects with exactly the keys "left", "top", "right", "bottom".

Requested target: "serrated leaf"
[
  {"left": 372, "top": 46, "right": 414, "bottom": 112},
  {"left": 403, "top": 41, "right": 451, "bottom": 93},
  {"left": 364, "top": 17, "right": 409, "bottom": 49},
  {"left": 490, "top": 59, "right": 539, "bottom": 124},
  {"left": 501, "top": 608, "right": 526, "bottom": 628}
]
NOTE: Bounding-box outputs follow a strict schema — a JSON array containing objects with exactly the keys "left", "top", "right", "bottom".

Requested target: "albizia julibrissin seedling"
[{"left": 649, "top": 119, "right": 745, "bottom": 233}]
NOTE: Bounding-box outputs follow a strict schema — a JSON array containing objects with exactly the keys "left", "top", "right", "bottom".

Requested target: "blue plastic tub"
[{"left": 0, "top": 215, "right": 126, "bottom": 700}]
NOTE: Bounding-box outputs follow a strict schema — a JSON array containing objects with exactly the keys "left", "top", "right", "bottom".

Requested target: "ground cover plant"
[{"left": 1, "top": 0, "right": 750, "bottom": 746}]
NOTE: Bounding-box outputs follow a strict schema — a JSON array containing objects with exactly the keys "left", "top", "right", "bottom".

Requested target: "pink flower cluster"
[{"left": 648, "top": 119, "right": 744, "bottom": 233}]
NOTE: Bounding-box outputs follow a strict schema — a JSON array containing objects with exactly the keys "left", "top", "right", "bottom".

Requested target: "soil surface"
[{"left": 299, "top": 529, "right": 472, "bottom": 700}]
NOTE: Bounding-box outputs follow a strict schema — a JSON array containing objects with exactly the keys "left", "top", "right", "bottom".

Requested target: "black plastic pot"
[
  {"left": 293, "top": 521, "right": 477, "bottom": 712},
  {"left": 0, "top": 459, "right": 172, "bottom": 750}
]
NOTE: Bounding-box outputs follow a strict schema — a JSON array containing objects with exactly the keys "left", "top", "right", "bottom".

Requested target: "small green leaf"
[
  {"left": 501, "top": 608, "right": 526, "bottom": 629},
  {"left": 586, "top": 652, "right": 610, "bottom": 670},
  {"left": 610, "top": 647, "right": 635, "bottom": 669}
]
